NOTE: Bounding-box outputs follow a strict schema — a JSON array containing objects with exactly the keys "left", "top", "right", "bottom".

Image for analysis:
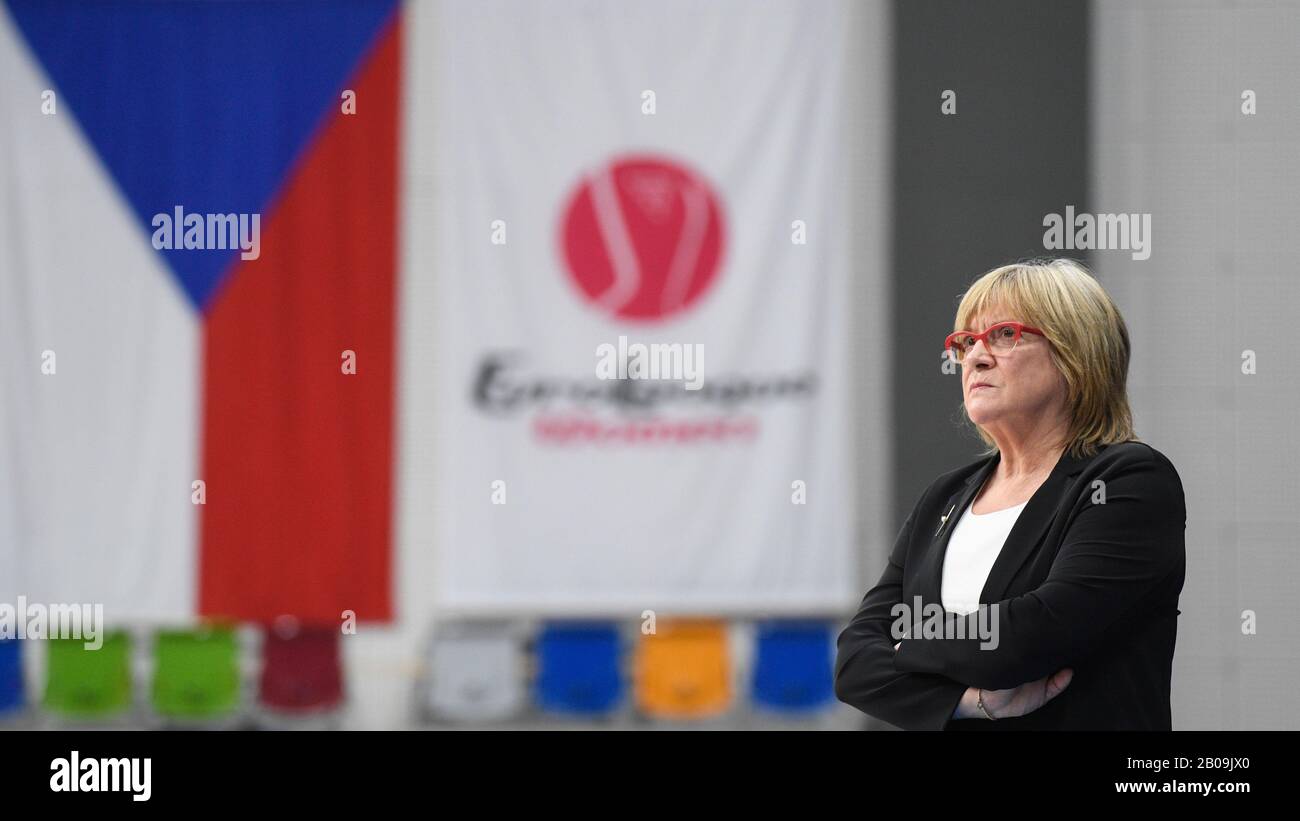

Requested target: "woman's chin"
[{"left": 965, "top": 403, "right": 999, "bottom": 424}]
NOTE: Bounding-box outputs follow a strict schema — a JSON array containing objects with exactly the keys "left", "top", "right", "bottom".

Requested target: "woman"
[{"left": 834, "top": 258, "right": 1185, "bottom": 730}]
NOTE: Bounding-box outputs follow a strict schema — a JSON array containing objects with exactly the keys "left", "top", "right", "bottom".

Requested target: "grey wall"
[
  {"left": 1092, "top": 0, "right": 1300, "bottom": 730},
  {"left": 888, "top": 0, "right": 1091, "bottom": 528}
]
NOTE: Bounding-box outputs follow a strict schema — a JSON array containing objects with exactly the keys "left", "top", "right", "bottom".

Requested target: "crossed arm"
[
  {"left": 836, "top": 454, "right": 1186, "bottom": 727},
  {"left": 833, "top": 504, "right": 969, "bottom": 731}
]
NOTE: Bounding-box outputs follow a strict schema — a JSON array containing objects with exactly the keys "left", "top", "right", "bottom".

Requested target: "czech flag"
[{"left": 0, "top": 0, "right": 402, "bottom": 625}]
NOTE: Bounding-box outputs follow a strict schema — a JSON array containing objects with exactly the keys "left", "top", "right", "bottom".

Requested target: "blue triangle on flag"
[{"left": 5, "top": 0, "right": 398, "bottom": 311}]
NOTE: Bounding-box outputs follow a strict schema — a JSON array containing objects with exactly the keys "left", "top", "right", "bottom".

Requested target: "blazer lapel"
[
  {"left": 978, "top": 447, "right": 1093, "bottom": 603},
  {"left": 922, "top": 454, "right": 998, "bottom": 607},
  {"left": 922, "top": 446, "right": 1096, "bottom": 609}
]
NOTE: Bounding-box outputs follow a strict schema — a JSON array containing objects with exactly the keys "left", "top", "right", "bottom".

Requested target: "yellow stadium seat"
[{"left": 634, "top": 619, "right": 731, "bottom": 719}]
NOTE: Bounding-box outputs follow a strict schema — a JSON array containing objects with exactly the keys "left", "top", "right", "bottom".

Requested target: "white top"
[{"left": 940, "top": 497, "right": 1029, "bottom": 615}]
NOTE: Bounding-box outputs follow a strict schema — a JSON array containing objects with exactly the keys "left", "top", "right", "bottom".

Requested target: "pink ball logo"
[{"left": 559, "top": 155, "right": 726, "bottom": 322}]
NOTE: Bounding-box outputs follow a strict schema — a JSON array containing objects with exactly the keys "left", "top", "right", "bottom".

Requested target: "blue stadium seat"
[
  {"left": 0, "top": 639, "right": 23, "bottom": 714},
  {"left": 534, "top": 622, "right": 624, "bottom": 717},
  {"left": 750, "top": 620, "right": 835, "bottom": 714}
]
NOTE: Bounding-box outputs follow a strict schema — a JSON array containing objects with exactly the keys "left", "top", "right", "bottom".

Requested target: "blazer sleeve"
[
  {"left": 834, "top": 500, "right": 969, "bottom": 730},
  {"left": 893, "top": 451, "right": 1186, "bottom": 690}
]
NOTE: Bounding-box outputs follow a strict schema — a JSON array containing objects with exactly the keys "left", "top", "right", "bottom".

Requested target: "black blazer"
[{"left": 834, "top": 441, "right": 1186, "bottom": 730}]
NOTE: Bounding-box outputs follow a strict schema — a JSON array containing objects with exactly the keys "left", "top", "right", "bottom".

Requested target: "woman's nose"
[{"left": 965, "top": 338, "right": 995, "bottom": 362}]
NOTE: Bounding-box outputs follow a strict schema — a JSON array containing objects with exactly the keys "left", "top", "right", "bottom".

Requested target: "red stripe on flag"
[{"left": 198, "top": 13, "right": 400, "bottom": 624}]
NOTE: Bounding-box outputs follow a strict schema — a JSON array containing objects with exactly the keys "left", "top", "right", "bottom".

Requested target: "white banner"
[{"left": 432, "top": 0, "right": 856, "bottom": 615}]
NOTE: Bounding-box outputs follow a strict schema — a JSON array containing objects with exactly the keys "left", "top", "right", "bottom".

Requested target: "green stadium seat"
[
  {"left": 151, "top": 626, "right": 241, "bottom": 721},
  {"left": 43, "top": 630, "right": 133, "bottom": 719}
]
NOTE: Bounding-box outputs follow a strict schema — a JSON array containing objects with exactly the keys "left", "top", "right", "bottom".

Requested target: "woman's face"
[{"left": 959, "top": 305, "right": 1068, "bottom": 440}]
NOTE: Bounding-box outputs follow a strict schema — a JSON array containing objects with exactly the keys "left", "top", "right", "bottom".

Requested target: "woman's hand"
[
  {"left": 894, "top": 640, "right": 1073, "bottom": 721},
  {"left": 971, "top": 668, "right": 1074, "bottom": 719}
]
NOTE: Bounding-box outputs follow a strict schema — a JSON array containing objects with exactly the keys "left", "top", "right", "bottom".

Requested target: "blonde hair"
[{"left": 953, "top": 258, "right": 1138, "bottom": 458}]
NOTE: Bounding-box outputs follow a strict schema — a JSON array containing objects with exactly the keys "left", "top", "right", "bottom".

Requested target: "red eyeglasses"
[{"left": 944, "top": 321, "right": 1046, "bottom": 361}]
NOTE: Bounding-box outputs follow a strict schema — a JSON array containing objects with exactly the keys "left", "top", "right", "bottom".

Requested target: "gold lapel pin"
[{"left": 935, "top": 504, "right": 956, "bottom": 536}]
